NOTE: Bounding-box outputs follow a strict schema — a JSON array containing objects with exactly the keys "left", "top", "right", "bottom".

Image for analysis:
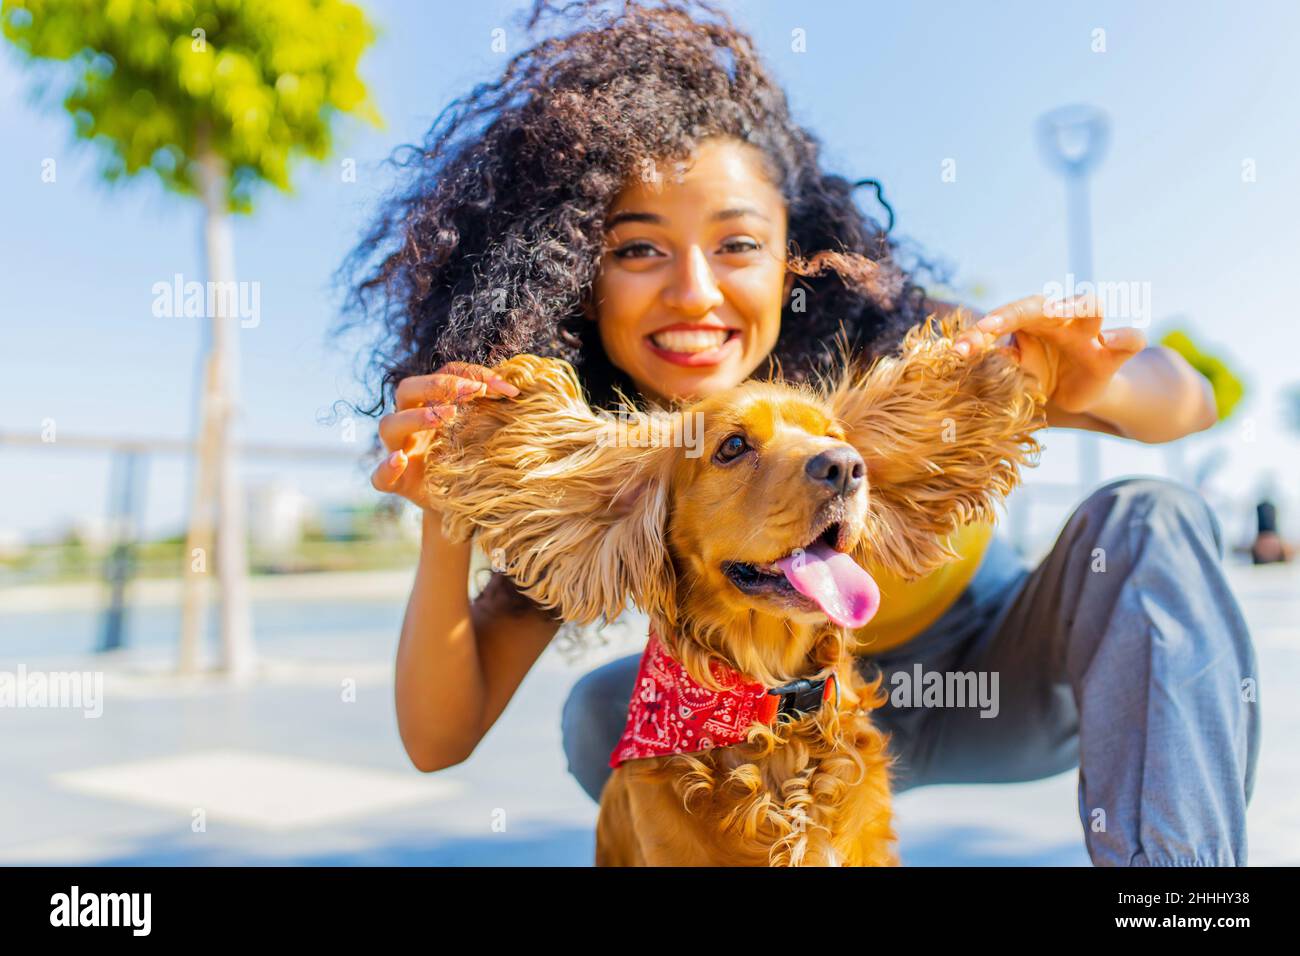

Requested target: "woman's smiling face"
[{"left": 590, "top": 137, "right": 791, "bottom": 404}]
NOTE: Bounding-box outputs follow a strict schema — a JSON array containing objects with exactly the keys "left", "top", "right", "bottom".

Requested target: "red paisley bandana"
[{"left": 608, "top": 628, "right": 833, "bottom": 768}]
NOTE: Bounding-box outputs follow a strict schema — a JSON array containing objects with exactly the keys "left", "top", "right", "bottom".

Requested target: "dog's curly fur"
[
  {"left": 600, "top": 655, "right": 897, "bottom": 866},
  {"left": 424, "top": 309, "right": 1047, "bottom": 865}
]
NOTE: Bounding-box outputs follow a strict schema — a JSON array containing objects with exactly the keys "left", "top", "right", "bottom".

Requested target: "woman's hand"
[
  {"left": 370, "top": 362, "right": 519, "bottom": 509},
  {"left": 953, "top": 293, "right": 1146, "bottom": 414}
]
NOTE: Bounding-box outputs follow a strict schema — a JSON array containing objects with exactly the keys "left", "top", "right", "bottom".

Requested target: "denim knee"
[
  {"left": 1077, "top": 476, "right": 1225, "bottom": 560},
  {"left": 560, "top": 654, "right": 639, "bottom": 803},
  {"left": 1070, "top": 477, "right": 1244, "bottom": 670},
  {"left": 1066, "top": 476, "right": 1259, "bottom": 863}
]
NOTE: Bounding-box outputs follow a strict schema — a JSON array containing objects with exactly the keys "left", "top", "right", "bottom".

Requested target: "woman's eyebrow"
[
  {"left": 712, "top": 205, "right": 770, "bottom": 223},
  {"left": 604, "top": 205, "right": 771, "bottom": 231},
  {"left": 605, "top": 210, "right": 662, "bottom": 230}
]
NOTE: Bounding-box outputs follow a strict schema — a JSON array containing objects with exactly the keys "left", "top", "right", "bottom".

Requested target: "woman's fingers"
[
  {"left": 394, "top": 364, "right": 519, "bottom": 410},
  {"left": 370, "top": 449, "right": 408, "bottom": 492},
  {"left": 954, "top": 328, "right": 1024, "bottom": 361},
  {"left": 954, "top": 326, "right": 996, "bottom": 357},
  {"left": 979, "top": 292, "right": 1103, "bottom": 339},
  {"left": 1099, "top": 326, "right": 1147, "bottom": 357},
  {"left": 437, "top": 362, "right": 520, "bottom": 400},
  {"left": 1044, "top": 291, "right": 1102, "bottom": 321},
  {"left": 1046, "top": 292, "right": 1104, "bottom": 341},
  {"left": 977, "top": 295, "right": 1046, "bottom": 336},
  {"left": 379, "top": 404, "right": 455, "bottom": 451},
  {"left": 953, "top": 310, "right": 1018, "bottom": 357},
  {"left": 375, "top": 363, "right": 519, "bottom": 499},
  {"left": 374, "top": 402, "right": 458, "bottom": 495},
  {"left": 395, "top": 373, "right": 484, "bottom": 410}
]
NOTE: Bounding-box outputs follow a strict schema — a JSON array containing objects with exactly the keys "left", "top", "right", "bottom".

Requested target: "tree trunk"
[
  {"left": 180, "top": 136, "right": 255, "bottom": 677},
  {"left": 178, "top": 352, "right": 218, "bottom": 674}
]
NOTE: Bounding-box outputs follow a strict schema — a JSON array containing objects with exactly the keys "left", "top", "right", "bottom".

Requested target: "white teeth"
[{"left": 650, "top": 329, "right": 730, "bottom": 353}]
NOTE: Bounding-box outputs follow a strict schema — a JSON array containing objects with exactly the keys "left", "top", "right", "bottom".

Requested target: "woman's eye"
[
  {"left": 714, "top": 434, "right": 750, "bottom": 464},
  {"left": 719, "top": 237, "right": 761, "bottom": 254},
  {"left": 612, "top": 241, "right": 662, "bottom": 259}
]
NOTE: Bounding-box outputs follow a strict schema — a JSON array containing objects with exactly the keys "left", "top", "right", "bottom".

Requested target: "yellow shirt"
[{"left": 854, "top": 520, "right": 995, "bottom": 655}]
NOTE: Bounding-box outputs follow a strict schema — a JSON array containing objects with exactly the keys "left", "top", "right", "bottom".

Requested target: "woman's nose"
[{"left": 661, "top": 246, "right": 724, "bottom": 315}]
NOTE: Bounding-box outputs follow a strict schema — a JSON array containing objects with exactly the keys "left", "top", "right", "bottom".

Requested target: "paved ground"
[{"left": 0, "top": 562, "right": 1295, "bottom": 866}]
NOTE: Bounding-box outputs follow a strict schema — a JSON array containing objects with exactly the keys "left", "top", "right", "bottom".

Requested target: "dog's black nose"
[{"left": 805, "top": 447, "right": 865, "bottom": 497}]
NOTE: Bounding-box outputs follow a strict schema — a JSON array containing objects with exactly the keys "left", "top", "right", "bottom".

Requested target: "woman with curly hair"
[{"left": 343, "top": 0, "right": 1258, "bottom": 865}]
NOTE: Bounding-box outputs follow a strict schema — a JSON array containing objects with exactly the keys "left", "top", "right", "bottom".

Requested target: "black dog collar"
[{"left": 767, "top": 673, "right": 840, "bottom": 719}]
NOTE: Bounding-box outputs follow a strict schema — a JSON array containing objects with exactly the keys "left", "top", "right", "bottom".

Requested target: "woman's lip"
[{"left": 644, "top": 330, "right": 741, "bottom": 367}]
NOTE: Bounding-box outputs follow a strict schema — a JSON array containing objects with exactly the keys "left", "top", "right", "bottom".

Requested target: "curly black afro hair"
[{"left": 340, "top": 0, "right": 942, "bottom": 414}]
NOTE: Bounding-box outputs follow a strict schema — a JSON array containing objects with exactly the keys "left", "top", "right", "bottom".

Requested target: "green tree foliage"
[
  {"left": 1159, "top": 328, "right": 1245, "bottom": 422},
  {"left": 2, "top": 0, "right": 380, "bottom": 210}
]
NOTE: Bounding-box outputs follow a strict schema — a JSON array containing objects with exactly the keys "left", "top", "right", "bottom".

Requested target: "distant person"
[
  {"left": 346, "top": 0, "right": 1259, "bottom": 866},
  {"left": 1251, "top": 499, "right": 1293, "bottom": 564}
]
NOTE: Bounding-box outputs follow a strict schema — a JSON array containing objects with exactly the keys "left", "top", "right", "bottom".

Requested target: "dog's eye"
[{"left": 714, "top": 434, "right": 750, "bottom": 464}]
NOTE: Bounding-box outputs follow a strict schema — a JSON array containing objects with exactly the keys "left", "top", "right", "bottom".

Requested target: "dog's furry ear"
[
  {"left": 831, "top": 310, "right": 1048, "bottom": 580},
  {"left": 424, "top": 355, "right": 678, "bottom": 627}
]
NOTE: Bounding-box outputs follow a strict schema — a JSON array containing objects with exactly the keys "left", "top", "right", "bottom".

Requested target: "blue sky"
[{"left": 2, "top": 0, "right": 1299, "bottom": 541}]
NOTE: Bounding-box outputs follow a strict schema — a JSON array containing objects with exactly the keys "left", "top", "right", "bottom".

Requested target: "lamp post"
[{"left": 1036, "top": 104, "right": 1110, "bottom": 492}]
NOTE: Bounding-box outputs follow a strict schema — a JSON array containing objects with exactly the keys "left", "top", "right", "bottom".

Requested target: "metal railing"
[{"left": 0, "top": 431, "right": 365, "bottom": 653}]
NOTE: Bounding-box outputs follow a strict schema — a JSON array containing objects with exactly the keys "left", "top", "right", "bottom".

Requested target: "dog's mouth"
[{"left": 721, "top": 520, "right": 880, "bottom": 629}]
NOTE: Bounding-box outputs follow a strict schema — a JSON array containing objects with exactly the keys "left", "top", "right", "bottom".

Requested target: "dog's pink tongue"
[{"left": 775, "top": 542, "right": 881, "bottom": 629}]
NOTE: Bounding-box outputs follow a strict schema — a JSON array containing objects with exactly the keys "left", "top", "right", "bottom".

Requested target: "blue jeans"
[{"left": 561, "top": 477, "right": 1261, "bottom": 866}]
